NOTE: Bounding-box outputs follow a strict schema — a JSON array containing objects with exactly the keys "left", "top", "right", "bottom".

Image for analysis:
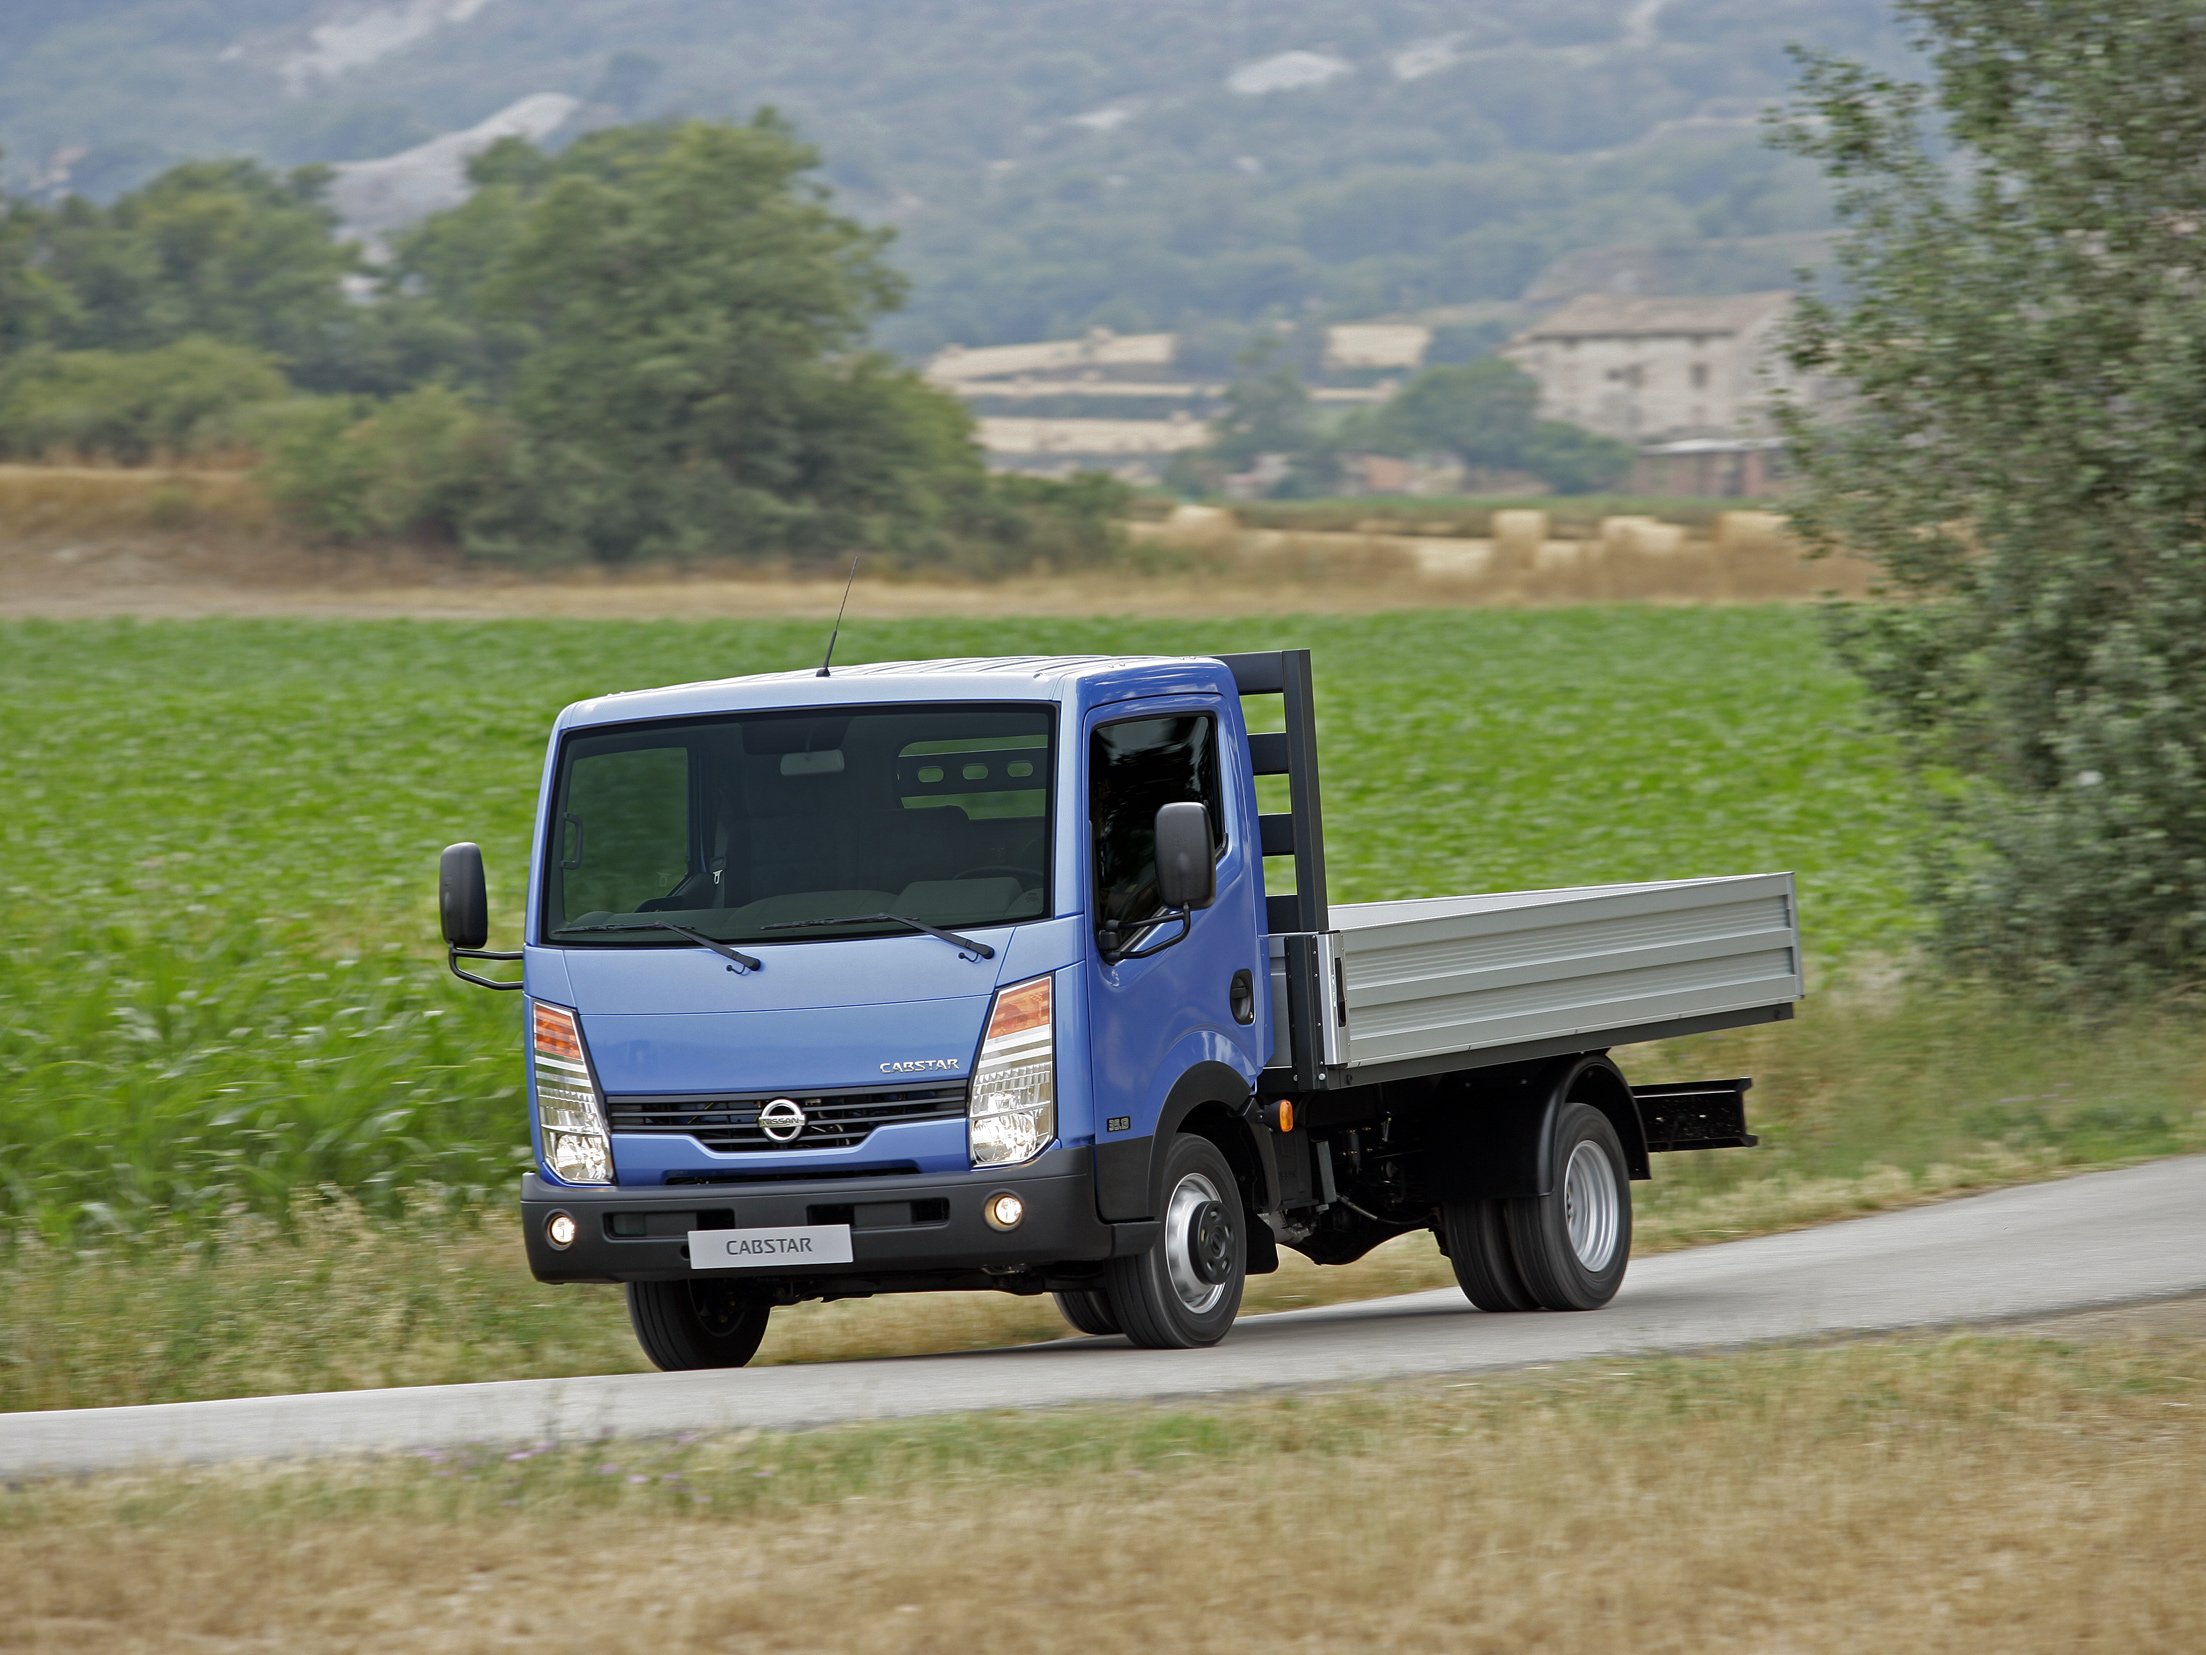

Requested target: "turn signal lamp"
[
  {"left": 969, "top": 975, "right": 1055, "bottom": 1168},
  {"left": 532, "top": 1001, "right": 614, "bottom": 1185}
]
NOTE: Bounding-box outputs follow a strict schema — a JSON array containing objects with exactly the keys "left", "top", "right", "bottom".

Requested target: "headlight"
[
  {"left": 969, "top": 974, "right": 1055, "bottom": 1168},
  {"left": 532, "top": 1001, "right": 613, "bottom": 1185}
]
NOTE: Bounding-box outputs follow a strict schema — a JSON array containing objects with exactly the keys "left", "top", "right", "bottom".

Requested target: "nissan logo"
[{"left": 758, "top": 1098, "right": 807, "bottom": 1143}]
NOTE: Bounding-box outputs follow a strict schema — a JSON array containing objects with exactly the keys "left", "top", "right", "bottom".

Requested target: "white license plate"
[{"left": 688, "top": 1224, "right": 853, "bottom": 1269}]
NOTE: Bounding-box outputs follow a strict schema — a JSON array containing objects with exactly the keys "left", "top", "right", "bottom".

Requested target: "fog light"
[
  {"left": 984, "top": 1192, "right": 1026, "bottom": 1231},
  {"left": 546, "top": 1211, "right": 578, "bottom": 1250}
]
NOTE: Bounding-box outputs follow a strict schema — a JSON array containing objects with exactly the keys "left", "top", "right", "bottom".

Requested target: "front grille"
[{"left": 606, "top": 1084, "right": 967, "bottom": 1153}]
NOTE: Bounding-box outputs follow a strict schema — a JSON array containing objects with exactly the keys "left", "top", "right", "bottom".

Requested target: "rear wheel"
[
  {"left": 1439, "top": 1196, "right": 1540, "bottom": 1312},
  {"left": 1103, "top": 1133, "right": 1245, "bottom": 1348},
  {"left": 1053, "top": 1289, "right": 1122, "bottom": 1337},
  {"left": 1506, "top": 1102, "right": 1631, "bottom": 1311},
  {"left": 625, "top": 1279, "right": 772, "bottom": 1370}
]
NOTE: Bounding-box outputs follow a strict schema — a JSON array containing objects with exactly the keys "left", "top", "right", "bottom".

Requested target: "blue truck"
[{"left": 440, "top": 648, "right": 1801, "bottom": 1367}]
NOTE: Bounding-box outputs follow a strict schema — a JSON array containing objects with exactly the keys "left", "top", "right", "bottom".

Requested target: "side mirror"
[
  {"left": 1154, "top": 802, "right": 1216, "bottom": 911},
  {"left": 440, "top": 842, "right": 490, "bottom": 949},
  {"left": 440, "top": 842, "right": 524, "bottom": 990}
]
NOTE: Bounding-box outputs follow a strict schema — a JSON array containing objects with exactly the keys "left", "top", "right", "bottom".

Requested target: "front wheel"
[
  {"left": 625, "top": 1279, "right": 772, "bottom": 1370},
  {"left": 1053, "top": 1289, "right": 1122, "bottom": 1337},
  {"left": 1506, "top": 1101, "right": 1632, "bottom": 1311},
  {"left": 1102, "top": 1133, "right": 1246, "bottom": 1348}
]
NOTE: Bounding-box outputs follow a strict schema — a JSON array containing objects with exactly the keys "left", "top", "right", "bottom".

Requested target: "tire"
[
  {"left": 1102, "top": 1133, "right": 1246, "bottom": 1349},
  {"left": 1506, "top": 1101, "right": 1632, "bottom": 1311},
  {"left": 1439, "top": 1196, "right": 1540, "bottom": 1312},
  {"left": 625, "top": 1278, "right": 772, "bottom": 1370},
  {"left": 1053, "top": 1289, "right": 1122, "bottom": 1337}
]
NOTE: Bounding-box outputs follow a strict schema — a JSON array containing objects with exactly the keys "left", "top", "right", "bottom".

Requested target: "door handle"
[{"left": 1229, "top": 969, "right": 1255, "bottom": 1025}]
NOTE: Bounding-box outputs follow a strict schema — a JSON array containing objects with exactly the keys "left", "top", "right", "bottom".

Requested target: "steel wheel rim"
[
  {"left": 689, "top": 1281, "right": 756, "bottom": 1339},
  {"left": 1563, "top": 1139, "right": 1620, "bottom": 1271},
  {"left": 1163, "top": 1170, "right": 1229, "bottom": 1313}
]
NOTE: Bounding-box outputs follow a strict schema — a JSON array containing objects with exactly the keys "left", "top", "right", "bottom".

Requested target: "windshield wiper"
[
  {"left": 555, "top": 921, "right": 762, "bottom": 972},
  {"left": 760, "top": 912, "right": 996, "bottom": 960}
]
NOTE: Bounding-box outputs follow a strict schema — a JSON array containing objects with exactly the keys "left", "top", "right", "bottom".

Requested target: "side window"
[
  {"left": 557, "top": 744, "right": 691, "bottom": 921},
  {"left": 1089, "top": 713, "right": 1220, "bottom": 937}
]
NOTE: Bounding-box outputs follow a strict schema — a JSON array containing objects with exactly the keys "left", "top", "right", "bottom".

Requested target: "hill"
[{"left": 0, "top": 1, "right": 1915, "bottom": 352}]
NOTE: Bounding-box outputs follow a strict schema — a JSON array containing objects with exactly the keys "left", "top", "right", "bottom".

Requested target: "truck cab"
[{"left": 440, "top": 650, "right": 1795, "bottom": 1366}]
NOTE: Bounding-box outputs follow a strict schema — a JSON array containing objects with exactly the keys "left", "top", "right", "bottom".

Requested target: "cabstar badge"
[{"left": 758, "top": 1098, "right": 807, "bottom": 1142}]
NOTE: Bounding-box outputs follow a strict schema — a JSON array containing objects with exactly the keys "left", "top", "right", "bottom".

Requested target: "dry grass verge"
[
  {"left": 2, "top": 1333, "right": 2198, "bottom": 1652},
  {"left": 1, "top": 464, "right": 1871, "bottom": 619}
]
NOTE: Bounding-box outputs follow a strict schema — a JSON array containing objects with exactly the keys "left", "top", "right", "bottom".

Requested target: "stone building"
[{"left": 1500, "top": 292, "right": 1799, "bottom": 441}]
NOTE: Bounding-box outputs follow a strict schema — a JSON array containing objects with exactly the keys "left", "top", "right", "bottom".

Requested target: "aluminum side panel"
[{"left": 1327, "top": 873, "right": 1803, "bottom": 1071}]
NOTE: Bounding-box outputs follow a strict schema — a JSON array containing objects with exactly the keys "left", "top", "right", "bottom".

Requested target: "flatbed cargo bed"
[{"left": 1266, "top": 872, "right": 1802, "bottom": 1087}]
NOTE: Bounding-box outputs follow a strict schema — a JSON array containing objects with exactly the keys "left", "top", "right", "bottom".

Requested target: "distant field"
[{"left": 0, "top": 609, "right": 1911, "bottom": 1233}]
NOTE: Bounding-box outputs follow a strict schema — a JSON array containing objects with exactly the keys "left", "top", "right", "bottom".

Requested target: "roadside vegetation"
[
  {"left": 1778, "top": 1, "right": 2206, "bottom": 1002},
  {"left": 3, "top": 609, "right": 2198, "bottom": 1412},
  {"left": 0, "top": 123, "right": 1128, "bottom": 573},
  {"left": 4, "top": 1335, "right": 2199, "bottom": 1651}
]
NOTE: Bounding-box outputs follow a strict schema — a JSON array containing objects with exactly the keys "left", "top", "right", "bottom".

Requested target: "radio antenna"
[{"left": 817, "top": 554, "right": 860, "bottom": 677}]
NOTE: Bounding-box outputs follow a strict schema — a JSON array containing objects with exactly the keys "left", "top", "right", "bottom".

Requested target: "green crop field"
[
  {"left": 7, "top": 608, "right": 2204, "bottom": 1413},
  {"left": 0, "top": 607, "right": 1910, "bottom": 1237}
]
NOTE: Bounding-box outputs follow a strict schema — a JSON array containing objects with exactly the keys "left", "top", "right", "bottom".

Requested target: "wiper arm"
[
  {"left": 760, "top": 912, "right": 996, "bottom": 960},
  {"left": 556, "top": 921, "right": 762, "bottom": 972}
]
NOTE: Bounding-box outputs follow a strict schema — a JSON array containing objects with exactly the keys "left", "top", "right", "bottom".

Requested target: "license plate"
[{"left": 688, "top": 1224, "right": 853, "bottom": 1269}]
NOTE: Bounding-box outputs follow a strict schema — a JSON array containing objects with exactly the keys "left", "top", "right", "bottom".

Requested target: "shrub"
[
  {"left": 1521, "top": 419, "right": 1633, "bottom": 495},
  {"left": 0, "top": 337, "right": 289, "bottom": 463},
  {"left": 946, "top": 471, "right": 1132, "bottom": 575},
  {"left": 257, "top": 385, "right": 509, "bottom": 543}
]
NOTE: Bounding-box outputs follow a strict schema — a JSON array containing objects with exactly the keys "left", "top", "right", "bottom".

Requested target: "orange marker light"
[
  {"left": 1277, "top": 1099, "right": 1294, "bottom": 1133},
  {"left": 533, "top": 1002, "right": 586, "bottom": 1064},
  {"left": 985, "top": 975, "right": 1052, "bottom": 1041}
]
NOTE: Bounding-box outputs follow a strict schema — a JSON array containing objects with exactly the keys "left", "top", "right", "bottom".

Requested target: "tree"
[
  {"left": 471, "top": 115, "right": 985, "bottom": 561},
  {"left": 0, "top": 153, "right": 73, "bottom": 355},
  {"left": 1776, "top": 0, "right": 2206, "bottom": 993},
  {"left": 1349, "top": 358, "right": 1631, "bottom": 492},
  {"left": 1360, "top": 358, "right": 1538, "bottom": 469},
  {"left": 1520, "top": 419, "right": 1632, "bottom": 495},
  {"left": 36, "top": 161, "right": 358, "bottom": 380},
  {"left": 1206, "top": 336, "right": 1319, "bottom": 470}
]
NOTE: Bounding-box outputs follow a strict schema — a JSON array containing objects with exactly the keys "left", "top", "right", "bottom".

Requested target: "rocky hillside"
[{"left": 0, "top": 1, "right": 1913, "bottom": 350}]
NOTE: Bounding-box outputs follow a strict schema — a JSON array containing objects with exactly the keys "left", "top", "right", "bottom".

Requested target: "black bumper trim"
[{"left": 522, "top": 1146, "right": 1121, "bottom": 1284}]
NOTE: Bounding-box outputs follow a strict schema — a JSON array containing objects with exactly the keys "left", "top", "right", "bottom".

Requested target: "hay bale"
[
  {"left": 1409, "top": 538, "right": 1493, "bottom": 579},
  {"left": 1534, "top": 540, "right": 1586, "bottom": 573},
  {"left": 1714, "top": 510, "right": 1792, "bottom": 558},
  {"left": 1490, "top": 509, "right": 1548, "bottom": 569},
  {"left": 1599, "top": 515, "right": 1685, "bottom": 558},
  {"left": 1163, "top": 503, "right": 1238, "bottom": 544}
]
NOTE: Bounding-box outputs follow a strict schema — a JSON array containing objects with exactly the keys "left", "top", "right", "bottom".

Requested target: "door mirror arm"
[
  {"left": 1098, "top": 908, "right": 1192, "bottom": 965},
  {"left": 1096, "top": 803, "right": 1214, "bottom": 963},
  {"left": 449, "top": 944, "right": 526, "bottom": 991}
]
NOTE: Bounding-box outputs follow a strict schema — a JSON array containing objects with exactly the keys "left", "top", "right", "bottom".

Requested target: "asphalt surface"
[{"left": 6, "top": 1157, "right": 2202, "bottom": 1478}]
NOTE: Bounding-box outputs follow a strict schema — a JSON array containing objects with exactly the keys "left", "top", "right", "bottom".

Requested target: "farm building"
[{"left": 1500, "top": 292, "right": 1802, "bottom": 442}]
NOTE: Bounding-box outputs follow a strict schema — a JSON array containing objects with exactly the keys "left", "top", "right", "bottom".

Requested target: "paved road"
[{"left": 7, "top": 1158, "right": 2203, "bottom": 1478}]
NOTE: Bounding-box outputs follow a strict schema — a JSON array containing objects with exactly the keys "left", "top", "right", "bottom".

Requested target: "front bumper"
[{"left": 521, "top": 1145, "right": 1156, "bottom": 1287}]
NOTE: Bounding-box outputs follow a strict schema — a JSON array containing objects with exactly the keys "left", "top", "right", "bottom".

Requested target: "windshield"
[{"left": 542, "top": 703, "right": 1053, "bottom": 947}]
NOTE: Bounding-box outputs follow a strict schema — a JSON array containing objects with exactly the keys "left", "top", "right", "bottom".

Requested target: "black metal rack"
[
  {"left": 1216, "top": 648, "right": 1328, "bottom": 935},
  {"left": 1218, "top": 649, "right": 1336, "bottom": 1088}
]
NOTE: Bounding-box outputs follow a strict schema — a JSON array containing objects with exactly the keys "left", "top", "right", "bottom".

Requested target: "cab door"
[{"left": 1083, "top": 699, "right": 1267, "bottom": 1219}]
